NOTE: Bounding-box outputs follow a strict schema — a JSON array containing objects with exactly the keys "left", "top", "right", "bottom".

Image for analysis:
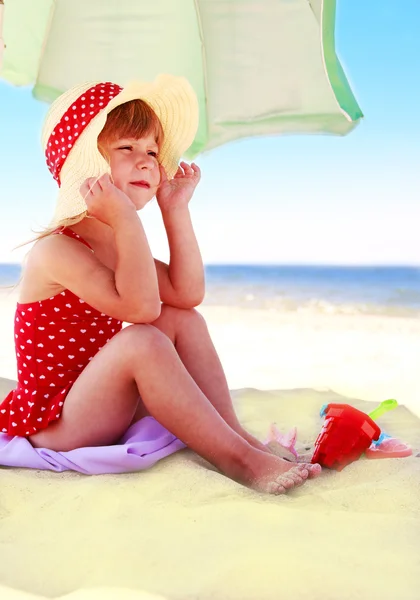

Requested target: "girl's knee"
[
  {"left": 121, "top": 323, "right": 172, "bottom": 356},
  {"left": 182, "top": 307, "right": 207, "bottom": 330},
  {"left": 160, "top": 304, "right": 206, "bottom": 328}
]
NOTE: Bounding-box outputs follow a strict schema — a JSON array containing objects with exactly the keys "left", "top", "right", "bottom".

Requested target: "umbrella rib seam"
[
  {"left": 192, "top": 0, "right": 210, "bottom": 142},
  {"left": 35, "top": 0, "right": 57, "bottom": 88}
]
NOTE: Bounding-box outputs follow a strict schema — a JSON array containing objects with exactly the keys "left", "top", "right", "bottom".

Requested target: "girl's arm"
[
  {"left": 39, "top": 175, "right": 161, "bottom": 323},
  {"left": 155, "top": 162, "right": 205, "bottom": 308},
  {"left": 155, "top": 205, "right": 205, "bottom": 309},
  {"left": 112, "top": 208, "right": 161, "bottom": 318}
]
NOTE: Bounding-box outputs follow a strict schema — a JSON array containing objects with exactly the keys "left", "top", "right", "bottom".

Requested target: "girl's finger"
[
  {"left": 180, "top": 161, "right": 194, "bottom": 175},
  {"left": 98, "top": 173, "right": 112, "bottom": 188},
  {"left": 84, "top": 178, "right": 96, "bottom": 195},
  {"left": 80, "top": 182, "right": 90, "bottom": 199},
  {"left": 94, "top": 174, "right": 107, "bottom": 191},
  {"left": 86, "top": 177, "right": 102, "bottom": 195},
  {"left": 191, "top": 163, "right": 201, "bottom": 177},
  {"left": 88, "top": 180, "right": 97, "bottom": 194}
]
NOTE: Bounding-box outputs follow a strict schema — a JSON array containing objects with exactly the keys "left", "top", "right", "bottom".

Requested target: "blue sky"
[{"left": 0, "top": 0, "right": 419, "bottom": 265}]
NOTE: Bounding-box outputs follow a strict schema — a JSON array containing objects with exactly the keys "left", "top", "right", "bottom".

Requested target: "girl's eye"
[
  {"left": 118, "top": 146, "right": 132, "bottom": 151},
  {"left": 148, "top": 151, "right": 158, "bottom": 157}
]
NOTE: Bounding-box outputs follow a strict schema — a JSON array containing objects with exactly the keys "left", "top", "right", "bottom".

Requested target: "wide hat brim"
[{"left": 42, "top": 74, "right": 199, "bottom": 228}]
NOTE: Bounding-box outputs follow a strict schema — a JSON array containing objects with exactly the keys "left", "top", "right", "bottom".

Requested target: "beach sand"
[{"left": 0, "top": 292, "right": 419, "bottom": 600}]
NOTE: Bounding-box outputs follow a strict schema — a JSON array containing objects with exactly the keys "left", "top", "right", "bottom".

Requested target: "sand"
[{"left": 0, "top": 291, "right": 419, "bottom": 600}]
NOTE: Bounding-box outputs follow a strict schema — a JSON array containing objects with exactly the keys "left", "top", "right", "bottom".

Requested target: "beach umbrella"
[{"left": 0, "top": 0, "right": 362, "bottom": 158}]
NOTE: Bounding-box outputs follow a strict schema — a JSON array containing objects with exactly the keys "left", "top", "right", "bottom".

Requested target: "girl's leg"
[
  {"left": 29, "top": 323, "right": 320, "bottom": 494},
  {"left": 146, "top": 305, "right": 277, "bottom": 455}
]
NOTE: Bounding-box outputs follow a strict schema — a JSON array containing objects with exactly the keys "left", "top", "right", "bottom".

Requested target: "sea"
[{"left": 1, "top": 263, "right": 420, "bottom": 318}]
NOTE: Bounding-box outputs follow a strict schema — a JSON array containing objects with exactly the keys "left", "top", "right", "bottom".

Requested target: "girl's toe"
[
  {"left": 286, "top": 468, "right": 308, "bottom": 485},
  {"left": 307, "top": 463, "right": 322, "bottom": 478}
]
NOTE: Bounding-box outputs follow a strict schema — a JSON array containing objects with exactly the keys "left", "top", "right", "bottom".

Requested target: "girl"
[{"left": 0, "top": 75, "right": 321, "bottom": 494}]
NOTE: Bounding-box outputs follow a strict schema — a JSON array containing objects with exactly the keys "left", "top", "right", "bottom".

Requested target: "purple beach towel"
[{"left": 0, "top": 416, "right": 186, "bottom": 474}]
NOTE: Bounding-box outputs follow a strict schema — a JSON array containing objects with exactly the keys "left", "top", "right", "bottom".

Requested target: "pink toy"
[
  {"left": 365, "top": 435, "right": 412, "bottom": 459},
  {"left": 264, "top": 424, "right": 299, "bottom": 460}
]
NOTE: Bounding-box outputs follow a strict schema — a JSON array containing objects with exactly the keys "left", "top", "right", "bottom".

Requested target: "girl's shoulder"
[{"left": 17, "top": 230, "right": 92, "bottom": 305}]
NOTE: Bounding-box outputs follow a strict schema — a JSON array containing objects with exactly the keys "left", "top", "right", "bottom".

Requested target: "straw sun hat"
[{"left": 41, "top": 74, "right": 199, "bottom": 227}]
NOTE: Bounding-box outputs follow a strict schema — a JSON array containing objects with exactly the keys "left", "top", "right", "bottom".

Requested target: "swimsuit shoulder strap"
[{"left": 53, "top": 226, "right": 93, "bottom": 251}]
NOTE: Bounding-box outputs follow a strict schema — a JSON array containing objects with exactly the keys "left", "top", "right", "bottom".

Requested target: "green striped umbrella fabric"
[{"left": 0, "top": 0, "right": 362, "bottom": 158}]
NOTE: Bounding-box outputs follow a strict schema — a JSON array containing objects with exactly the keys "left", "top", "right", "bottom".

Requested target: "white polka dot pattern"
[
  {"left": 45, "top": 82, "right": 122, "bottom": 186},
  {"left": 0, "top": 228, "right": 122, "bottom": 437}
]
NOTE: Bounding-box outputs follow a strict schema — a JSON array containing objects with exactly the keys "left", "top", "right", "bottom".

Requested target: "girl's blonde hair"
[{"left": 3, "top": 99, "right": 164, "bottom": 293}]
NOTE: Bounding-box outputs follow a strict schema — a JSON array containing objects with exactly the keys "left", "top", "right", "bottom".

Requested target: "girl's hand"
[
  {"left": 156, "top": 162, "right": 201, "bottom": 212},
  {"left": 80, "top": 174, "right": 136, "bottom": 227}
]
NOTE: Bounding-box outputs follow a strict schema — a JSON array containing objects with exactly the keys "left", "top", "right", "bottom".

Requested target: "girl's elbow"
[
  {"left": 191, "top": 287, "right": 206, "bottom": 306},
  {"left": 189, "top": 294, "right": 205, "bottom": 308},
  {"left": 141, "top": 302, "right": 162, "bottom": 323},
  {"left": 130, "top": 301, "right": 161, "bottom": 324},
  {"left": 180, "top": 292, "right": 205, "bottom": 309}
]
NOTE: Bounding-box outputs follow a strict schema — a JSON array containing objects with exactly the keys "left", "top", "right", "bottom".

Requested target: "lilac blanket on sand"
[{"left": 0, "top": 416, "right": 186, "bottom": 474}]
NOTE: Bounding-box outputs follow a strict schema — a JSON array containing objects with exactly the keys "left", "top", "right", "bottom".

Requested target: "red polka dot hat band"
[{"left": 45, "top": 82, "right": 123, "bottom": 186}]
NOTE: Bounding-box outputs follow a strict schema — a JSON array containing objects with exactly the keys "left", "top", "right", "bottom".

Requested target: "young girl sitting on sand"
[{"left": 0, "top": 75, "right": 321, "bottom": 494}]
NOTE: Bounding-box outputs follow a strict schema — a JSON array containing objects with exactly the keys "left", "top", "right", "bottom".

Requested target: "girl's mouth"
[{"left": 130, "top": 181, "right": 150, "bottom": 189}]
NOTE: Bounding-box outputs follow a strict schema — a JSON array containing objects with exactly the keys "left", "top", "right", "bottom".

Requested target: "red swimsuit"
[{"left": 0, "top": 228, "right": 123, "bottom": 437}]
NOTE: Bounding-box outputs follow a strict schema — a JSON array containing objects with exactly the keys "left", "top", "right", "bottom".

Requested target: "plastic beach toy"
[
  {"left": 360, "top": 399, "right": 411, "bottom": 458},
  {"left": 367, "top": 398, "right": 398, "bottom": 421},
  {"left": 264, "top": 399, "right": 412, "bottom": 467},
  {"left": 364, "top": 398, "right": 412, "bottom": 459},
  {"left": 311, "top": 401, "right": 395, "bottom": 471},
  {"left": 264, "top": 424, "right": 299, "bottom": 460},
  {"left": 365, "top": 431, "right": 413, "bottom": 459}
]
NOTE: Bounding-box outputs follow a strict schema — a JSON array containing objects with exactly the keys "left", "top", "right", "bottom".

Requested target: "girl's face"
[{"left": 106, "top": 132, "right": 161, "bottom": 210}]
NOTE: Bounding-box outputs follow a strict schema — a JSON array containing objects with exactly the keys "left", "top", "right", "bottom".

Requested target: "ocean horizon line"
[{"left": 1, "top": 262, "right": 420, "bottom": 269}]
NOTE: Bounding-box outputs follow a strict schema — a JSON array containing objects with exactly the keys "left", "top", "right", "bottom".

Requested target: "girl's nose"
[{"left": 136, "top": 153, "right": 155, "bottom": 169}]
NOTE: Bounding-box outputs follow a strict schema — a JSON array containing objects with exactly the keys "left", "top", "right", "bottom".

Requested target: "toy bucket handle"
[{"left": 368, "top": 399, "right": 398, "bottom": 421}]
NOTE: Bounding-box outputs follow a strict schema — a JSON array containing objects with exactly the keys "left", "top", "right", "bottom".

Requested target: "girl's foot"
[
  {"left": 252, "top": 454, "right": 321, "bottom": 494},
  {"left": 230, "top": 444, "right": 322, "bottom": 495}
]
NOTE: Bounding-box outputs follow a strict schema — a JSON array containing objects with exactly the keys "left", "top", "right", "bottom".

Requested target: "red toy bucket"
[{"left": 311, "top": 404, "right": 381, "bottom": 471}]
